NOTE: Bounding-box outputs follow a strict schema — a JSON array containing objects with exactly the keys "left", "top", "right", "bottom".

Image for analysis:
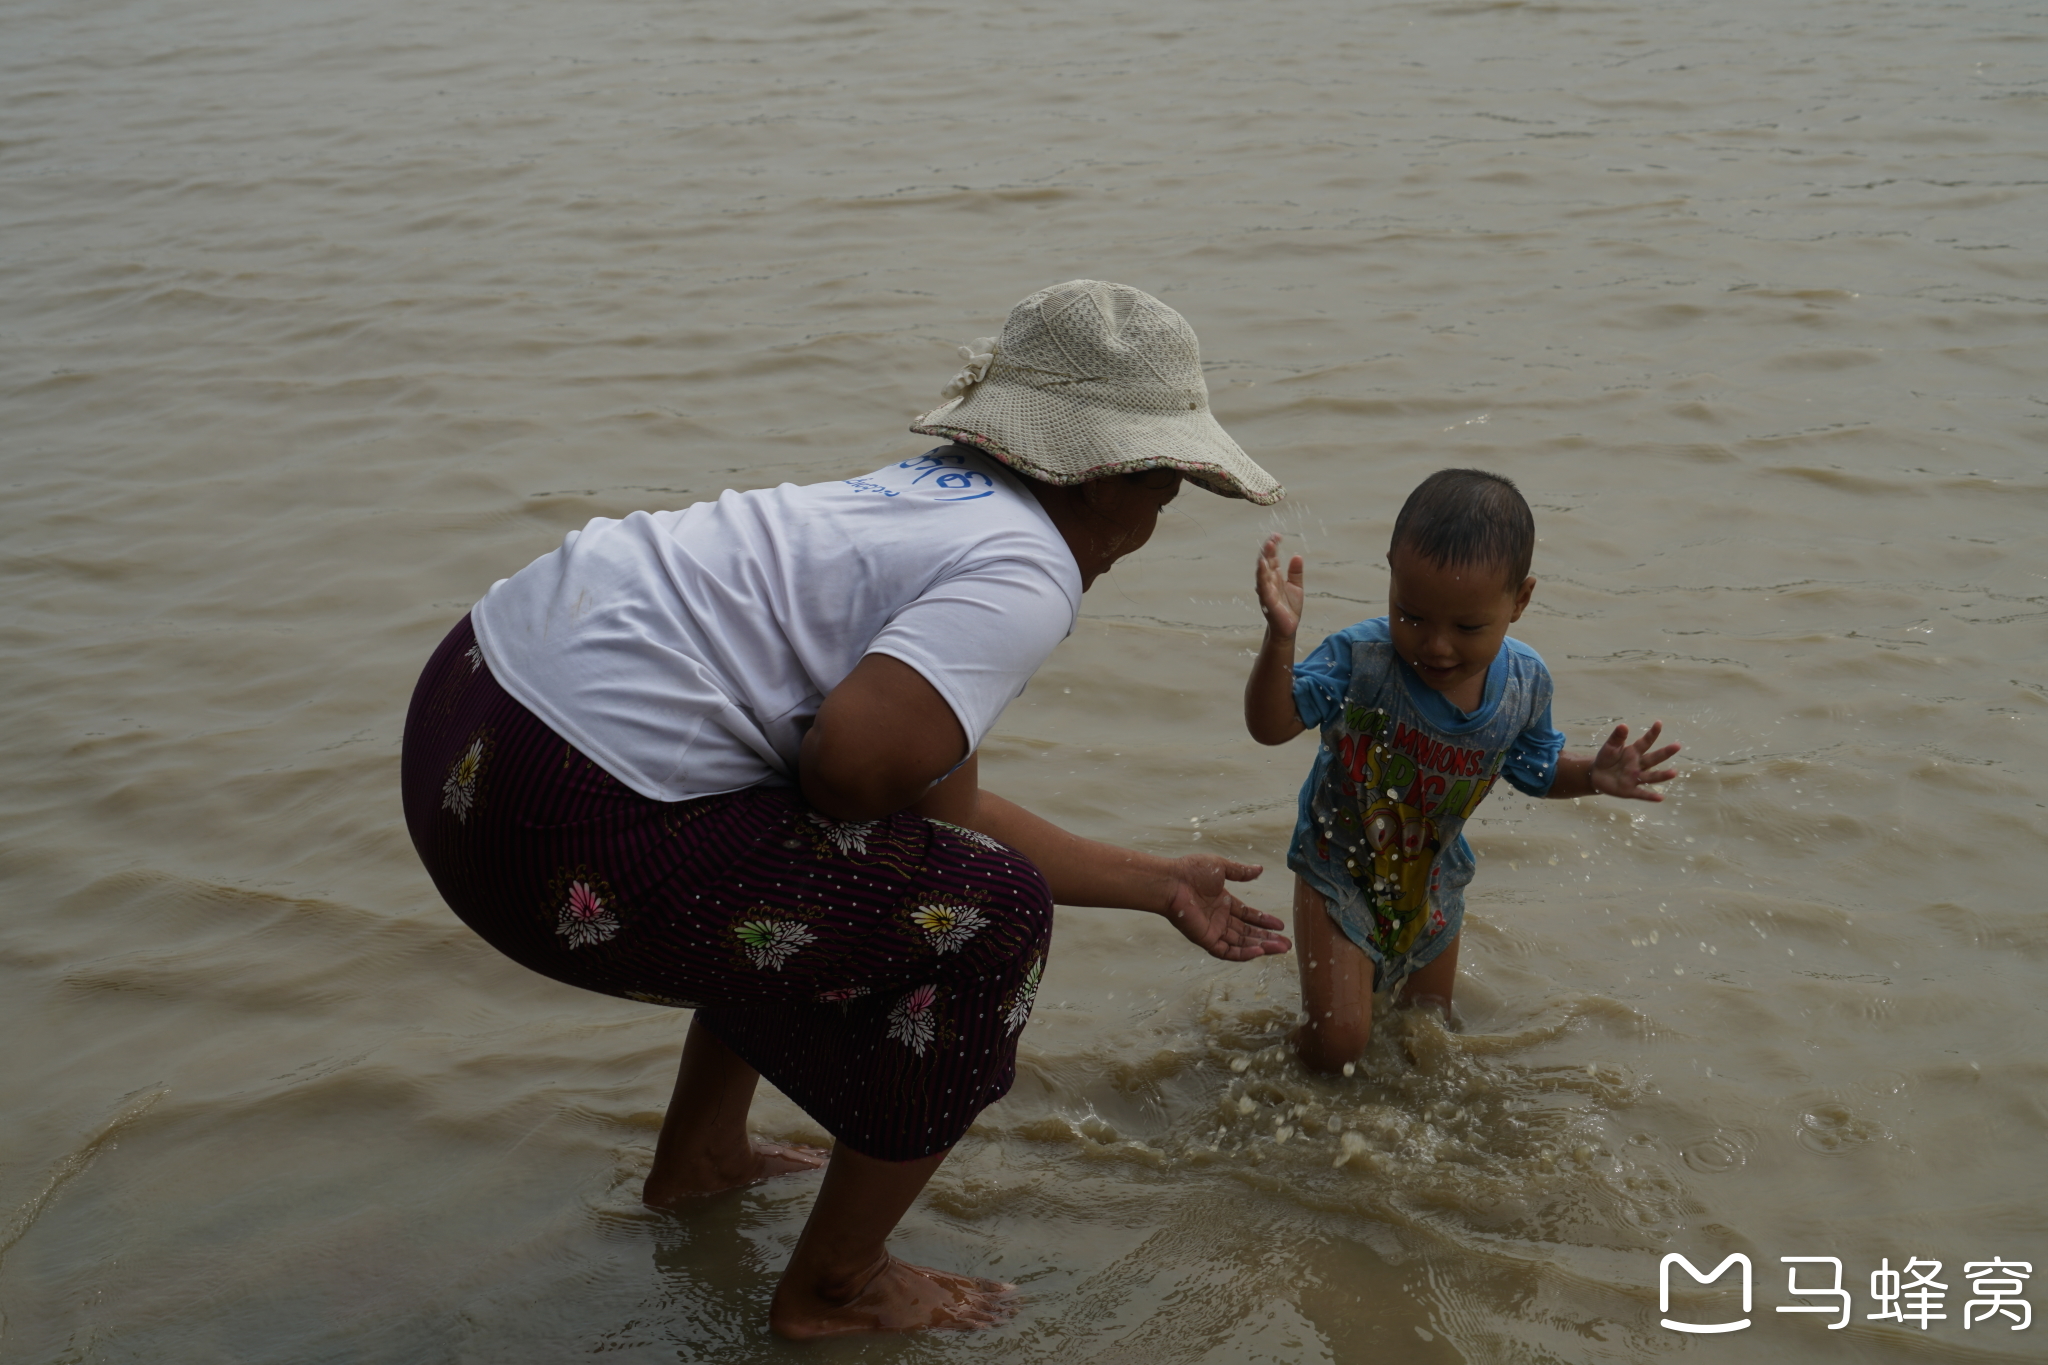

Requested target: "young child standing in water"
[{"left": 1244, "top": 469, "right": 1680, "bottom": 1071}]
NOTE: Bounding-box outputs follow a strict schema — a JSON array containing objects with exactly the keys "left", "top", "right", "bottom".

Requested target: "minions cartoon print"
[
  {"left": 1285, "top": 618, "right": 1564, "bottom": 981},
  {"left": 1316, "top": 702, "right": 1502, "bottom": 961}
]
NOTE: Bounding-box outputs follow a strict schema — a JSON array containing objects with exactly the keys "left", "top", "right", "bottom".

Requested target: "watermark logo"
[
  {"left": 1868, "top": 1258, "right": 1947, "bottom": 1329},
  {"left": 1776, "top": 1257, "right": 1851, "bottom": 1329},
  {"left": 1657, "top": 1253, "right": 2032, "bottom": 1334},
  {"left": 1660, "top": 1254, "right": 1751, "bottom": 1333},
  {"left": 1957, "top": 1260, "right": 2034, "bottom": 1331}
]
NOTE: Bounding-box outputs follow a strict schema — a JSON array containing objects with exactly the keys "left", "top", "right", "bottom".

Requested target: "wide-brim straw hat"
[{"left": 910, "top": 280, "right": 1283, "bottom": 506}]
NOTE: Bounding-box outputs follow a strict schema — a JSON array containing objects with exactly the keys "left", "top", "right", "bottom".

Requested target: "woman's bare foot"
[
  {"left": 769, "top": 1254, "right": 1017, "bottom": 1339},
  {"left": 643, "top": 1138, "right": 828, "bottom": 1208}
]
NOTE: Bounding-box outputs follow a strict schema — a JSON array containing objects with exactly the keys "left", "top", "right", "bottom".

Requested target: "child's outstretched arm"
[
  {"left": 1245, "top": 534, "right": 1308, "bottom": 746},
  {"left": 1546, "top": 721, "right": 1681, "bottom": 801}
]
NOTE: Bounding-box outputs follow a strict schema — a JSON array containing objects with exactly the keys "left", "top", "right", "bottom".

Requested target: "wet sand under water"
[{"left": 2, "top": 0, "right": 2044, "bottom": 1360}]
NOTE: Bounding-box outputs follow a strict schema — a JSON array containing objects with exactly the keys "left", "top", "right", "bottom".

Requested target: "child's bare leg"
[
  {"left": 1290, "top": 877, "right": 1375, "bottom": 1073},
  {"left": 643, "top": 1017, "right": 827, "bottom": 1207},
  {"left": 770, "top": 1144, "right": 1015, "bottom": 1339},
  {"left": 1396, "top": 931, "right": 1460, "bottom": 1020}
]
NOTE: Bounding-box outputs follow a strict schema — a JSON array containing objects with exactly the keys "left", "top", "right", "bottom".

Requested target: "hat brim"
[{"left": 911, "top": 381, "right": 1283, "bottom": 507}]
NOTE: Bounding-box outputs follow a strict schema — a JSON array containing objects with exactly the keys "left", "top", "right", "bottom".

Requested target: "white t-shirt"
[{"left": 470, "top": 448, "right": 1082, "bottom": 802}]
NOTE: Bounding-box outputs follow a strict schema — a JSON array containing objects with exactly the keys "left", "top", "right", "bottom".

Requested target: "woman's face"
[{"left": 1074, "top": 469, "right": 1182, "bottom": 587}]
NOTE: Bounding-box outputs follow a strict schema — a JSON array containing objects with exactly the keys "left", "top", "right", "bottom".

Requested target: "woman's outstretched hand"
[{"left": 1161, "top": 855, "right": 1291, "bottom": 961}]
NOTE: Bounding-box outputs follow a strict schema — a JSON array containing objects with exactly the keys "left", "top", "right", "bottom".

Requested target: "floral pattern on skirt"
[
  {"left": 441, "top": 732, "right": 490, "bottom": 823},
  {"left": 550, "top": 870, "right": 622, "bottom": 948},
  {"left": 733, "top": 915, "right": 819, "bottom": 971},
  {"left": 401, "top": 613, "right": 1054, "bottom": 1162}
]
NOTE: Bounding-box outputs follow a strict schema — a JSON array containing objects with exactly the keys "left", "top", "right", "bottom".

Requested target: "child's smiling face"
[{"left": 1385, "top": 544, "right": 1536, "bottom": 711}]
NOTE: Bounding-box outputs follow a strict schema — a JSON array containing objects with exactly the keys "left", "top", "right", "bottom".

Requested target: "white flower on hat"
[{"left": 937, "top": 336, "right": 999, "bottom": 401}]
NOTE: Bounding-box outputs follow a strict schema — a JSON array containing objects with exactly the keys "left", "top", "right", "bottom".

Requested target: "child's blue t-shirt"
[{"left": 1288, "top": 618, "right": 1566, "bottom": 980}]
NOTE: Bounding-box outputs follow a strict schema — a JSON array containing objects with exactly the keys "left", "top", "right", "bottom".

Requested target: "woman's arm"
[
  {"left": 945, "top": 787, "right": 1286, "bottom": 961},
  {"left": 800, "top": 653, "right": 967, "bottom": 819},
  {"left": 803, "top": 653, "right": 1291, "bottom": 961}
]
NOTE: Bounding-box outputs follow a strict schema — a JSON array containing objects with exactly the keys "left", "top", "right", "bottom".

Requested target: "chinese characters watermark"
[{"left": 1658, "top": 1253, "right": 2031, "bottom": 1334}]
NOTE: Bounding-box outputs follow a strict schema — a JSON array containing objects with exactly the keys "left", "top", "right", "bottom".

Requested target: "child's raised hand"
[
  {"left": 1587, "top": 720, "right": 1682, "bottom": 801},
  {"left": 1245, "top": 534, "right": 1310, "bottom": 746},
  {"left": 1255, "top": 534, "right": 1305, "bottom": 641}
]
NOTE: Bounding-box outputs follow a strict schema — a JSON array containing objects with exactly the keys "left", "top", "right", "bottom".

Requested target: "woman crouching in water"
[{"left": 401, "top": 281, "right": 1290, "bottom": 1338}]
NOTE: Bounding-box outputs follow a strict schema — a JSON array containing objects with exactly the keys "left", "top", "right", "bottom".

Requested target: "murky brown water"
[{"left": 4, "top": 0, "right": 2044, "bottom": 1360}]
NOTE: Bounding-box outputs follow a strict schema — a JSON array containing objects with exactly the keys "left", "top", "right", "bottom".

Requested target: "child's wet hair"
[{"left": 1390, "top": 469, "right": 1535, "bottom": 588}]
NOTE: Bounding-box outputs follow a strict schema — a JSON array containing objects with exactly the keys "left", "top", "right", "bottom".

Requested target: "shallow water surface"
[{"left": 3, "top": 0, "right": 2044, "bottom": 1361}]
